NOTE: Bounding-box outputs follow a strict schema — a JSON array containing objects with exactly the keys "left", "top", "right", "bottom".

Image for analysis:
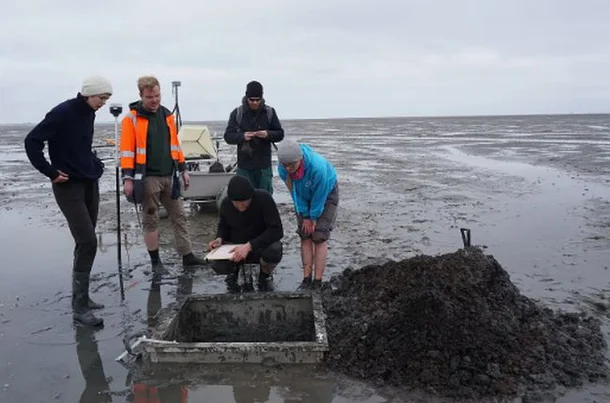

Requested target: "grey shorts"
[{"left": 297, "top": 183, "right": 339, "bottom": 243}]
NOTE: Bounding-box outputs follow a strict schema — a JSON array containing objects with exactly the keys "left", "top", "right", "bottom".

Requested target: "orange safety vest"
[
  {"left": 132, "top": 383, "right": 188, "bottom": 403},
  {"left": 120, "top": 106, "right": 185, "bottom": 203}
]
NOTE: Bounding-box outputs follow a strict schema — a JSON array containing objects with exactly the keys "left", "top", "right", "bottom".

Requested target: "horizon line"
[{"left": 2, "top": 111, "right": 609, "bottom": 126}]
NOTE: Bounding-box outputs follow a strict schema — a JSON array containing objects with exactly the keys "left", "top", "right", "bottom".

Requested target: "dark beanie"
[
  {"left": 227, "top": 175, "right": 254, "bottom": 201},
  {"left": 245, "top": 80, "right": 263, "bottom": 98}
]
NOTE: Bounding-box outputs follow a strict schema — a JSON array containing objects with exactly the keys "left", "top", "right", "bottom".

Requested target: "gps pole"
[
  {"left": 109, "top": 103, "right": 125, "bottom": 300},
  {"left": 171, "top": 80, "right": 182, "bottom": 131}
]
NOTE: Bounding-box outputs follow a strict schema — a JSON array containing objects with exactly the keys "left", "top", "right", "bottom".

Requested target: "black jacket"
[
  {"left": 217, "top": 189, "right": 283, "bottom": 252},
  {"left": 224, "top": 97, "right": 284, "bottom": 170},
  {"left": 24, "top": 93, "right": 104, "bottom": 181}
]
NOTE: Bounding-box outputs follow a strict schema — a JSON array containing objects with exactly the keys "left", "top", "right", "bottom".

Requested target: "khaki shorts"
[
  {"left": 141, "top": 175, "right": 192, "bottom": 255},
  {"left": 296, "top": 183, "right": 339, "bottom": 243}
]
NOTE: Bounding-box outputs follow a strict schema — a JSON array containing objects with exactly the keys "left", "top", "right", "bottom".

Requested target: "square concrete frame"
[{"left": 142, "top": 292, "right": 329, "bottom": 365}]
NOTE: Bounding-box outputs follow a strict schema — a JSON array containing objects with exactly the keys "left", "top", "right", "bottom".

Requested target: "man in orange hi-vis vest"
[{"left": 120, "top": 76, "right": 205, "bottom": 270}]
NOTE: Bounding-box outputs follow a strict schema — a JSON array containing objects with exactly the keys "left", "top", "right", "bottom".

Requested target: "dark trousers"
[
  {"left": 52, "top": 180, "right": 99, "bottom": 273},
  {"left": 236, "top": 167, "right": 274, "bottom": 194},
  {"left": 212, "top": 241, "right": 283, "bottom": 275}
]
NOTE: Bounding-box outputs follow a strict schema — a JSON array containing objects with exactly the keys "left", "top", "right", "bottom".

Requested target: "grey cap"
[{"left": 277, "top": 140, "right": 303, "bottom": 164}]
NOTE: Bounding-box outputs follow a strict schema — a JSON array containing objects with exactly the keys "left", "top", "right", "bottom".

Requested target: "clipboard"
[{"left": 204, "top": 244, "right": 236, "bottom": 261}]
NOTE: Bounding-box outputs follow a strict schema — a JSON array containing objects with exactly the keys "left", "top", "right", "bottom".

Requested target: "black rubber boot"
[
  {"left": 182, "top": 253, "right": 206, "bottom": 266},
  {"left": 298, "top": 277, "right": 312, "bottom": 291},
  {"left": 87, "top": 297, "right": 104, "bottom": 310},
  {"left": 86, "top": 278, "right": 104, "bottom": 310},
  {"left": 258, "top": 272, "right": 274, "bottom": 292},
  {"left": 225, "top": 272, "right": 241, "bottom": 293},
  {"left": 72, "top": 292, "right": 104, "bottom": 310},
  {"left": 72, "top": 272, "right": 104, "bottom": 327},
  {"left": 311, "top": 279, "right": 322, "bottom": 290},
  {"left": 148, "top": 249, "right": 169, "bottom": 275}
]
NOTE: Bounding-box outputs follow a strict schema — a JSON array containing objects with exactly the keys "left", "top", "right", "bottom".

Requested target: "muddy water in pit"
[{"left": 1, "top": 114, "right": 610, "bottom": 402}]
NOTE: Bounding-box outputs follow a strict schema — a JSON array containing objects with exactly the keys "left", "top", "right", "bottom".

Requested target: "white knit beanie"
[
  {"left": 277, "top": 140, "right": 303, "bottom": 164},
  {"left": 81, "top": 76, "right": 113, "bottom": 97}
]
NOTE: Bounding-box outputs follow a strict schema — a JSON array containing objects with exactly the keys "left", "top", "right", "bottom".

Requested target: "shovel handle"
[{"left": 460, "top": 228, "right": 471, "bottom": 248}]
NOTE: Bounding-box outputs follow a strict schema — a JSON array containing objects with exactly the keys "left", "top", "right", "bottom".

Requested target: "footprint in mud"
[{"left": 398, "top": 225, "right": 419, "bottom": 233}]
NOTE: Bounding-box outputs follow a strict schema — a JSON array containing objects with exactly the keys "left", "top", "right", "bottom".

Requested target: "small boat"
[{"left": 177, "top": 124, "right": 236, "bottom": 209}]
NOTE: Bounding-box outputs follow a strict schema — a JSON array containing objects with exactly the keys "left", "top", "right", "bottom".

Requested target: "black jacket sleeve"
[
  {"left": 249, "top": 193, "right": 284, "bottom": 251},
  {"left": 223, "top": 108, "right": 246, "bottom": 145},
  {"left": 217, "top": 200, "right": 232, "bottom": 241},
  {"left": 266, "top": 107, "right": 284, "bottom": 143},
  {"left": 24, "top": 108, "right": 62, "bottom": 180}
]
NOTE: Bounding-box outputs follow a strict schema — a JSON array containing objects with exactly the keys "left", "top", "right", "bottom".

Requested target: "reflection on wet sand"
[
  {"left": 281, "top": 380, "right": 335, "bottom": 403},
  {"left": 232, "top": 383, "right": 271, "bottom": 403},
  {"left": 75, "top": 325, "right": 111, "bottom": 402},
  {"left": 127, "top": 267, "right": 196, "bottom": 402}
]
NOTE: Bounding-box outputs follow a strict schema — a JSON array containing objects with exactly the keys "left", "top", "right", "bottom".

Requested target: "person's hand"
[
  {"left": 52, "top": 170, "right": 69, "bottom": 184},
  {"left": 302, "top": 219, "right": 316, "bottom": 235},
  {"left": 124, "top": 179, "right": 133, "bottom": 197},
  {"left": 182, "top": 171, "right": 190, "bottom": 191},
  {"left": 208, "top": 237, "right": 222, "bottom": 250},
  {"left": 255, "top": 130, "right": 268, "bottom": 139},
  {"left": 230, "top": 243, "right": 252, "bottom": 262},
  {"left": 244, "top": 132, "right": 256, "bottom": 141}
]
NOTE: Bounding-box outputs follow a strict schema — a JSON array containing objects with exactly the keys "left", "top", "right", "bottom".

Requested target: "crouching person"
[
  {"left": 208, "top": 176, "right": 284, "bottom": 292},
  {"left": 277, "top": 140, "right": 339, "bottom": 290}
]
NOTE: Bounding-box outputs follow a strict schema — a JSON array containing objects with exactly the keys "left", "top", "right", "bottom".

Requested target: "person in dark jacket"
[
  {"left": 208, "top": 175, "right": 284, "bottom": 292},
  {"left": 223, "top": 81, "right": 284, "bottom": 194},
  {"left": 24, "top": 76, "right": 113, "bottom": 327}
]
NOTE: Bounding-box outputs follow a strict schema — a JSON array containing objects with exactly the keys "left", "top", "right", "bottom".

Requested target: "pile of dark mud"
[{"left": 321, "top": 248, "right": 608, "bottom": 400}]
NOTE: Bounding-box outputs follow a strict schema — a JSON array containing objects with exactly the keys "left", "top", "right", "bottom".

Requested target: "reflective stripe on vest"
[{"left": 120, "top": 109, "right": 184, "bottom": 171}]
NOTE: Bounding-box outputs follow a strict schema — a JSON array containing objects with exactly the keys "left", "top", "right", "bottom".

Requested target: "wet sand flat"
[{"left": 1, "top": 114, "right": 610, "bottom": 402}]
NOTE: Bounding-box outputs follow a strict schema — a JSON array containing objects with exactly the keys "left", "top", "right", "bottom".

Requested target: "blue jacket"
[
  {"left": 24, "top": 93, "right": 104, "bottom": 181},
  {"left": 278, "top": 144, "right": 337, "bottom": 220}
]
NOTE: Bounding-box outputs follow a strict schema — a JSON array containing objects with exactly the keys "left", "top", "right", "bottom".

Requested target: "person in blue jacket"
[{"left": 277, "top": 140, "right": 339, "bottom": 290}]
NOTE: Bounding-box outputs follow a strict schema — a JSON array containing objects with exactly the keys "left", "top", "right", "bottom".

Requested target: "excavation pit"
[{"left": 143, "top": 292, "right": 329, "bottom": 364}]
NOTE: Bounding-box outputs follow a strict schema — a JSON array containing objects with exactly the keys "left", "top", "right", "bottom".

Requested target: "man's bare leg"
[{"left": 145, "top": 230, "right": 159, "bottom": 251}]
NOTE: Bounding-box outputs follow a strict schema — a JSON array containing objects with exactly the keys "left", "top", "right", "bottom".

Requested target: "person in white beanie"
[
  {"left": 277, "top": 140, "right": 339, "bottom": 290},
  {"left": 24, "top": 75, "right": 113, "bottom": 328}
]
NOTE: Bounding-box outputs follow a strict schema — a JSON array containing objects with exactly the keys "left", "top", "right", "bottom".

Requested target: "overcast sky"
[{"left": 1, "top": 0, "right": 608, "bottom": 124}]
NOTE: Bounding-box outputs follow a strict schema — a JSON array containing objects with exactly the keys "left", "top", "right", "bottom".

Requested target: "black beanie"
[
  {"left": 245, "top": 81, "right": 263, "bottom": 98},
  {"left": 227, "top": 175, "right": 254, "bottom": 201}
]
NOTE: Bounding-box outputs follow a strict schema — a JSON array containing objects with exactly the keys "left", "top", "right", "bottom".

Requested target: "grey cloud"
[{"left": 1, "top": 0, "right": 609, "bottom": 124}]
